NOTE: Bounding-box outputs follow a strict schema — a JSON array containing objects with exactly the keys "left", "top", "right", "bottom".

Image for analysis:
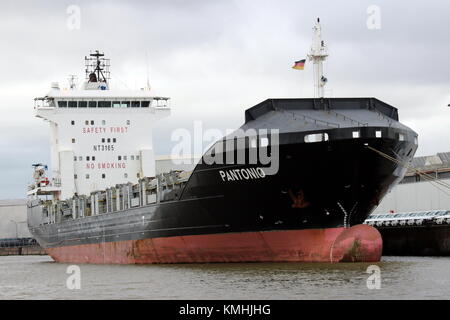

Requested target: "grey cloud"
[{"left": 0, "top": 0, "right": 449, "bottom": 198}]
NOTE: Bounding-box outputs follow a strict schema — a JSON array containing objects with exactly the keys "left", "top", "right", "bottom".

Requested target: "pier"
[{"left": 0, "top": 238, "right": 46, "bottom": 256}]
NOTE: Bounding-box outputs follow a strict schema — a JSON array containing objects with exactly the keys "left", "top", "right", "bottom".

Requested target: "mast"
[
  {"left": 307, "top": 18, "right": 328, "bottom": 98},
  {"left": 85, "top": 50, "right": 110, "bottom": 83}
]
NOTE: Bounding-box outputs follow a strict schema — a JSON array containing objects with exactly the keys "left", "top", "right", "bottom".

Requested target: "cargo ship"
[{"left": 27, "top": 19, "right": 418, "bottom": 263}]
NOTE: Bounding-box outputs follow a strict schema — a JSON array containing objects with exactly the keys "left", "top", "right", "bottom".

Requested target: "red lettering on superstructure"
[
  {"left": 109, "top": 127, "right": 128, "bottom": 134},
  {"left": 82, "top": 127, "right": 129, "bottom": 134},
  {"left": 82, "top": 127, "right": 107, "bottom": 134},
  {"left": 91, "top": 162, "right": 126, "bottom": 169}
]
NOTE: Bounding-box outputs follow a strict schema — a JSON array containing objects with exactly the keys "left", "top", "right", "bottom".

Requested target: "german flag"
[{"left": 292, "top": 59, "right": 306, "bottom": 70}]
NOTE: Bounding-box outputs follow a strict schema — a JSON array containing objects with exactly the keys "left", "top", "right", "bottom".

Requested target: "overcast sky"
[{"left": 0, "top": 0, "right": 449, "bottom": 199}]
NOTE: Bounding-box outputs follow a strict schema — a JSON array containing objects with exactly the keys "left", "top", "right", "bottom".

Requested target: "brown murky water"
[{"left": 0, "top": 255, "right": 448, "bottom": 299}]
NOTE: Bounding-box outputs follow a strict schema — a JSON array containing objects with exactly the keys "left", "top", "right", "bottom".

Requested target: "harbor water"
[{"left": 0, "top": 255, "right": 448, "bottom": 299}]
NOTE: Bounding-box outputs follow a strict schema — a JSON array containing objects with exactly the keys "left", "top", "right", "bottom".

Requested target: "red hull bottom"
[{"left": 46, "top": 225, "right": 382, "bottom": 264}]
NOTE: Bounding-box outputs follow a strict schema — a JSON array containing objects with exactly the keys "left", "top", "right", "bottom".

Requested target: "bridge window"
[
  {"left": 141, "top": 101, "right": 150, "bottom": 108},
  {"left": 131, "top": 101, "right": 140, "bottom": 108},
  {"left": 88, "top": 101, "right": 97, "bottom": 108},
  {"left": 68, "top": 101, "right": 77, "bottom": 108},
  {"left": 79, "top": 101, "right": 87, "bottom": 108},
  {"left": 98, "top": 101, "right": 112, "bottom": 108},
  {"left": 121, "top": 101, "right": 130, "bottom": 108},
  {"left": 112, "top": 101, "right": 121, "bottom": 108},
  {"left": 58, "top": 101, "right": 67, "bottom": 108}
]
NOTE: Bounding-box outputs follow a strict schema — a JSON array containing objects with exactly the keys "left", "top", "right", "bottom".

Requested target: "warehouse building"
[
  {"left": 375, "top": 152, "right": 450, "bottom": 213},
  {"left": 0, "top": 199, "right": 31, "bottom": 240}
]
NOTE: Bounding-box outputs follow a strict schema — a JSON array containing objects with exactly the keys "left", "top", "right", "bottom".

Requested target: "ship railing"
[
  {"left": 326, "top": 110, "right": 369, "bottom": 127},
  {"left": 282, "top": 110, "right": 340, "bottom": 128},
  {"left": 282, "top": 109, "right": 373, "bottom": 129},
  {"left": 375, "top": 111, "right": 394, "bottom": 127}
]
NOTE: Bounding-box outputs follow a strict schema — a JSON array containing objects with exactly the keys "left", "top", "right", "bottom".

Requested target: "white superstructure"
[{"left": 28, "top": 51, "right": 170, "bottom": 200}]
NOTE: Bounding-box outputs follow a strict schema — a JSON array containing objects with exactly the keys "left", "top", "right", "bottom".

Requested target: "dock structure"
[
  {"left": 0, "top": 238, "right": 46, "bottom": 256},
  {"left": 367, "top": 151, "right": 450, "bottom": 256},
  {"left": 365, "top": 210, "right": 450, "bottom": 256},
  {"left": 0, "top": 200, "right": 46, "bottom": 255}
]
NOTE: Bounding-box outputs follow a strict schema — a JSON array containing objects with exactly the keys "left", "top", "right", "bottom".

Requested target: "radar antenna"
[{"left": 85, "top": 50, "right": 110, "bottom": 83}]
